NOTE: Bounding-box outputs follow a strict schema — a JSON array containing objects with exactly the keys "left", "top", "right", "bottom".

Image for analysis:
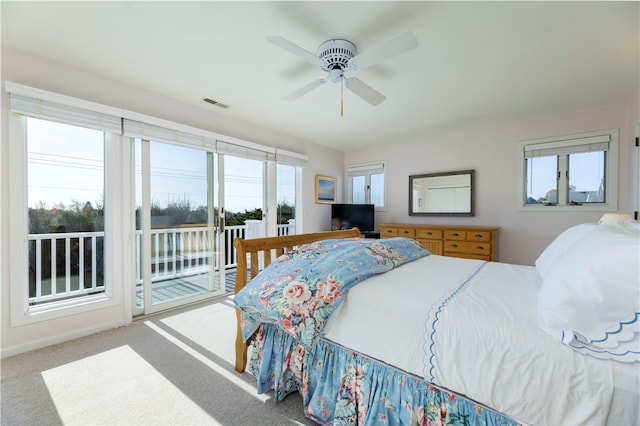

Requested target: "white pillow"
[
  {"left": 535, "top": 223, "right": 598, "bottom": 280},
  {"left": 537, "top": 222, "right": 640, "bottom": 362}
]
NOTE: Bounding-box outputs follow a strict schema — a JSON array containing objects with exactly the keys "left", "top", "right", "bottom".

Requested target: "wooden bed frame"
[{"left": 233, "top": 227, "right": 362, "bottom": 372}]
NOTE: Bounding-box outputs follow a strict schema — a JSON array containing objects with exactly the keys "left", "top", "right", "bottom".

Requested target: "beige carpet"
[{"left": 1, "top": 297, "right": 316, "bottom": 426}]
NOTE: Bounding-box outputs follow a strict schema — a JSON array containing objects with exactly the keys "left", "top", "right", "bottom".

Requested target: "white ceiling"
[{"left": 2, "top": 1, "right": 638, "bottom": 151}]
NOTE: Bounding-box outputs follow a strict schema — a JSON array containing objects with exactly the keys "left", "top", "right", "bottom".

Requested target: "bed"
[{"left": 233, "top": 224, "right": 639, "bottom": 425}]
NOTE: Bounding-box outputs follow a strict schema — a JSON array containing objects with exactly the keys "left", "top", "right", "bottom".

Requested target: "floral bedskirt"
[{"left": 248, "top": 323, "right": 519, "bottom": 426}]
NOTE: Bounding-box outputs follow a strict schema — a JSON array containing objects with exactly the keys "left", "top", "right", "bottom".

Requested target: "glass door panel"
[
  {"left": 277, "top": 163, "right": 296, "bottom": 236},
  {"left": 135, "top": 140, "right": 224, "bottom": 314},
  {"left": 223, "top": 156, "right": 264, "bottom": 278},
  {"left": 224, "top": 156, "right": 264, "bottom": 238}
]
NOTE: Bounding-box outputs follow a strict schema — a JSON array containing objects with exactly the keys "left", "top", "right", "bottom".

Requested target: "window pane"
[
  {"left": 27, "top": 117, "right": 105, "bottom": 305},
  {"left": 277, "top": 164, "right": 296, "bottom": 235},
  {"left": 569, "top": 151, "right": 605, "bottom": 203},
  {"left": 352, "top": 176, "right": 365, "bottom": 204},
  {"left": 224, "top": 156, "right": 264, "bottom": 238},
  {"left": 525, "top": 156, "right": 557, "bottom": 204},
  {"left": 148, "top": 142, "right": 218, "bottom": 303},
  {"left": 370, "top": 173, "right": 384, "bottom": 207}
]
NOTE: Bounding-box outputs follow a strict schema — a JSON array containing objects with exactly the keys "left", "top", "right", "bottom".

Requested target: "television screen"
[{"left": 331, "top": 203, "right": 375, "bottom": 232}]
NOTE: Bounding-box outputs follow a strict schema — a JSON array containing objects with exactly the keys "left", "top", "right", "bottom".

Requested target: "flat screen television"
[{"left": 331, "top": 203, "right": 375, "bottom": 233}]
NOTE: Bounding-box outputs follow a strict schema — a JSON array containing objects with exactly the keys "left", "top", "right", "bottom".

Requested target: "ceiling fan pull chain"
[{"left": 340, "top": 76, "right": 344, "bottom": 117}]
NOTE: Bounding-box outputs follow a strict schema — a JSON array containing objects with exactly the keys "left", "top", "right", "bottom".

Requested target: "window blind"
[
  {"left": 347, "top": 162, "right": 385, "bottom": 176},
  {"left": 524, "top": 135, "right": 610, "bottom": 158},
  {"left": 122, "top": 119, "right": 216, "bottom": 149},
  {"left": 216, "top": 140, "right": 275, "bottom": 162},
  {"left": 9, "top": 93, "right": 122, "bottom": 134},
  {"left": 276, "top": 148, "right": 308, "bottom": 167}
]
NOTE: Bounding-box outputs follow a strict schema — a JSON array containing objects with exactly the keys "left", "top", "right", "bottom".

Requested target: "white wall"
[
  {"left": 345, "top": 101, "right": 639, "bottom": 265},
  {"left": 0, "top": 46, "right": 343, "bottom": 356}
]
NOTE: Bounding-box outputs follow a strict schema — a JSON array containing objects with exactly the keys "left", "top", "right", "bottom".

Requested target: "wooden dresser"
[{"left": 379, "top": 224, "right": 499, "bottom": 261}]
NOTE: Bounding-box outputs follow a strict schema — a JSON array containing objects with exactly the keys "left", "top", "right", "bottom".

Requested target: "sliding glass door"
[
  {"left": 135, "top": 140, "right": 225, "bottom": 314},
  {"left": 133, "top": 139, "right": 298, "bottom": 316}
]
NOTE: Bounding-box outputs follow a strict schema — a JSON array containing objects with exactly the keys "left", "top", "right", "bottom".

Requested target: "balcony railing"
[
  {"left": 28, "top": 231, "right": 105, "bottom": 305},
  {"left": 28, "top": 222, "right": 293, "bottom": 306}
]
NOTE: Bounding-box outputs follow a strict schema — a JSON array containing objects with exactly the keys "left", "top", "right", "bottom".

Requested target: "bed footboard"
[{"left": 233, "top": 228, "right": 361, "bottom": 372}]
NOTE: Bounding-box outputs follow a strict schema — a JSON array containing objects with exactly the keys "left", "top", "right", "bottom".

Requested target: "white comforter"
[{"left": 322, "top": 255, "right": 639, "bottom": 425}]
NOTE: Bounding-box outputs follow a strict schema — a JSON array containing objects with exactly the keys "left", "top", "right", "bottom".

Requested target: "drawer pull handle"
[
  {"left": 403, "top": 230, "right": 409, "bottom": 234},
  {"left": 474, "top": 234, "right": 482, "bottom": 238},
  {"left": 426, "top": 232, "right": 432, "bottom": 235},
  {"left": 452, "top": 233, "right": 460, "bottom": 237},
  {"left": 450, "top": 244, "right": 458, "bottom": 248},
  {"left": 477, "top": 246, "right": 484, "bottom": 250}
]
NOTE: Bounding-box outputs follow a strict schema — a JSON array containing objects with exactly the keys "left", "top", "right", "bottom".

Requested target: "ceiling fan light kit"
[{"left": 267, "top": 32, "right": 418, "bottom": 114}]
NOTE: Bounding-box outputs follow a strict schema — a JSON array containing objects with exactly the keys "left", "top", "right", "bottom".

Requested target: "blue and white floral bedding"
[
  {"left": 234, "top": 238, "right": 521, "bottom": 425},
  {"left": 234, "top": 237, "right": 429, "bottom": 348}
]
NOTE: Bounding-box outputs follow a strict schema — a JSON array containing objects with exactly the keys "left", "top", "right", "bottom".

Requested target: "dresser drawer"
[
  {"left": 397, "top": 228, "right": 416, "bottom": 238},
  {"left": 444, "top": 230, "right": 466, "bottom": 240},
  {"left": 444, "top": 241, "right": 491, "bottom": 256},
  {"left": 380, "top": 227, "right": 398, "bottom": 237},
  {"left": 465, "top": 231, "right": 491, "bottom": 242},
  {"left": 416, "top": 228, "right": 442, "bottom": 239},
  {"left": 444, "top": 230, "right": 491, "bottom": 242}
]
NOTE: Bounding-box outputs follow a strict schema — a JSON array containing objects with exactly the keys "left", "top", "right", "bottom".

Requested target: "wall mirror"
[{"left": 409, "top": 170, "right": 475, "bottom": 216}]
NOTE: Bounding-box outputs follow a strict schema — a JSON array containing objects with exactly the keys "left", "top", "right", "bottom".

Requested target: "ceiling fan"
[{"left": 267, "top": 32, "right": 418, "bottom": 111}]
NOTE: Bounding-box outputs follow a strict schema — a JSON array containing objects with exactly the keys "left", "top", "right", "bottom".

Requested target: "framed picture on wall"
[{"left": 315, "top": 175, "right": 337, "bottom": 204}]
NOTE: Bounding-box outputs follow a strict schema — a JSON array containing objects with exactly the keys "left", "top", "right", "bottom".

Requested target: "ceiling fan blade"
[
  {"left": 347, "top": 31, "right": 418, "bottom": 71},
  {"left": 266, "top": 36, "right": 326, "bottom": 68},
  {"left": 344, "top": 77, "right": 386, "bottom": 106},
  {"left": 283, "top": 78, "right": 326, "bottom": 101}
]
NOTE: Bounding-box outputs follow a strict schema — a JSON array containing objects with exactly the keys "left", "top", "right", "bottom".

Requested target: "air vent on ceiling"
[{"left": 203, "top": 97, "right": 230, "bottom": 109}]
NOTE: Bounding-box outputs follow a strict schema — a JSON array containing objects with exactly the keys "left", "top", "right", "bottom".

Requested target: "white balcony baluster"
[{"left": 28, "top": 222, "right": 291, "bottom": 305}]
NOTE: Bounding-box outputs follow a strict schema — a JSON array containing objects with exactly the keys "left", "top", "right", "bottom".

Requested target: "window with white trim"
[
  {"left": 518, "top": 129, "right": 618, "bottom": 211},
  {"left": 8, "top": 92, "right": 122, "bottom": 325},
  {"left": 347, "top": 162, "right": 386, "bottom": 209}
]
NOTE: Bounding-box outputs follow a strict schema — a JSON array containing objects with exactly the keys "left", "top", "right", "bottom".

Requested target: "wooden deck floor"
[{"left": 136, "top": 268, "right": 240, "bottom": 306}]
